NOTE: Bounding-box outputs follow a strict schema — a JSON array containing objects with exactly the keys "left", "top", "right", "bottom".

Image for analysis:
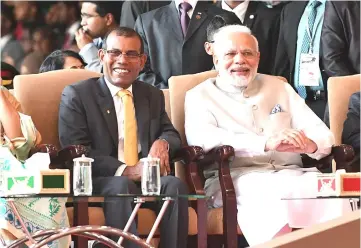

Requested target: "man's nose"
[
  {"left": 80, "top": 19, "right": 87, "bottom": 27},
  {"left": 233, "top": 52, "right": 246, "bottom": 64}
]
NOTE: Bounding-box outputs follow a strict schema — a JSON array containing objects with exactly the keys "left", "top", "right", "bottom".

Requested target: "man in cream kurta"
[{"left": 185, "top": 25, "right": 351, "bottom": 246}]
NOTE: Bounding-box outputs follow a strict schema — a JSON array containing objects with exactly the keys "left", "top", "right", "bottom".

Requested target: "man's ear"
[
  {"left": 140, "top": 54, "right": 147, "bottom": 70},
  {"left": 204, "top": 42, "right": 213, "bottom": 55},
  {"left": 105, "top": 13, "right": 114, "bottom": 26},
  {"left": 98, "top": 48, "right": 105, "bottom": 63}
]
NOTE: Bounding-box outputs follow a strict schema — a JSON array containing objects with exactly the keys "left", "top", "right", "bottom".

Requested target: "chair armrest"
[
  {"left": 174, "top": 146, "right": 205, "bottom": 195},
  {"left": 57, "top": 145, "right": 89, "bottom": 170},
  {"left": 301, "top": 144, "right": 355, "bottom": 171},
  {"left": 207, "top": 146, "right": 235, "bottom": 198},
  {"left": 332, "top": 144, "right": 355, "bottom": 163},
  {"left": 173, "top": 145, "right": 204, "bottom": 164},
  {"left": 30, "top": 144, "right": 59, "bottom": 168}
]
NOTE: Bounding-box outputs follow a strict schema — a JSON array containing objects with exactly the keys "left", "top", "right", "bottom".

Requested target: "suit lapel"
[
  {"left": 132, "top": 81, "right": 150, "bottom": 157},
  {"left": 95, "top": 77, "right": 118, "bottom": 147},
  {"left": 243, "top": 1, "right": 259, "bottom": 30},
  {"left": 184, "top": 2, "right": 208, "bottom": 43},
  {"left": 162, "top": 3, "right": 184, "bottom": 43}
]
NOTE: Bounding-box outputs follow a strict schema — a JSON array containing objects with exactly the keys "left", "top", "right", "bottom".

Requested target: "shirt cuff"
[{"left": 114, "top": 164, "right": 127, "bottom": 176}]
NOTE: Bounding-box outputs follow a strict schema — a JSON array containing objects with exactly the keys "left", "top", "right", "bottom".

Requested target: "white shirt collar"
[
  {"left": 174, "top": 0, "right": 198, "bottom": 12},
  {"left": 104, "top": 77, "right": 133, "bottom": 97},
  {"left": 222, "top": 0, "right": 249, "bottom": 22},
  {"left": 0, "top": 34, "right": 12, "bottom": 50}
]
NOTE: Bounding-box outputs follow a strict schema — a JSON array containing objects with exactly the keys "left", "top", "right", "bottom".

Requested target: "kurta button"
[
  {"left": 259, "top": 128, "right": 264, "bottom": 133},
  {"left": 250, "top": 14, "right": 254, "bottom": 19},
  {"left": 252, "top": 105, "right": 258, "bottom": 110}
]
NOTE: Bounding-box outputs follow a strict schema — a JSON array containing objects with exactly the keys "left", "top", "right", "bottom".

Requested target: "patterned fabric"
[
  {"left": 270, "top": 104, "right": 283, "bottom": 114},
  {"left": 296, "top": 0, "right": 322, "bottom": 99},
  {"left": 0, "top": 87, "right": 70, "bottom": 247}
]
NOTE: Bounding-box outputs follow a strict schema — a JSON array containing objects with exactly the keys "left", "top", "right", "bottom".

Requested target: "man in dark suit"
[
  {"left": 342, "top": 92, "right": 360, "bottom": 171},
  {"left": 273, "top": 0, "right": 328, "bottom": 120},
  {"left": 76, "top": 1, "right": 121, "bottom": 72},
  {"left": 215, "top": 0, "right": 285, "bottom": 74},
  {"left": 321, "top": 0, "right": 360, "bottom": 77},
  {"left": 59, "top": 27, "right": 188, "bottom": 248},
  {"left": 120, "top": 1, "right": 171, "bottom": 29},
  {"left": 134, "top": 0, "right": 238, "bottom": 89}
]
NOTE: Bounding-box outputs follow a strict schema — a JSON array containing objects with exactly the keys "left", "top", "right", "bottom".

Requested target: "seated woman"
[
  {"left": 0, "top": 84, "right": 70, "bottom": 247},
  {"left": 39, "top": 50, "right": 86, "bottom": 73}
]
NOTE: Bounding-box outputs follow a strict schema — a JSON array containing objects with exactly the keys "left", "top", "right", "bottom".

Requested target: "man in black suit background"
[
  {"left": 215, "top": 0, "right": 285, "bottom": 74},
  {"left": 273, "top": 0, "right": 328, "bottom": 120},
  {"left": 134, "top": 0, "right": 238, "bottom": 89},
  {"left": 59, "top": 27, "right": 188, "bottom": 248},
  {"left": 342, "top": 92, "right": 360, "bottom": 171},
  {"left": 120, "top": 1, "right": 171, "bottom": 29},
  {"left": 321, "top": 0, "right": 360, "bottom": 77}
]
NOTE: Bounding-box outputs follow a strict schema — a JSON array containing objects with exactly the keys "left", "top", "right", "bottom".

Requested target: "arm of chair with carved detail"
[
  {"left": 301, "top": 144, "right": 355, "bottom": 172},
  {"left": 174, "top": 145, "right": 238, "bottom": 248}
]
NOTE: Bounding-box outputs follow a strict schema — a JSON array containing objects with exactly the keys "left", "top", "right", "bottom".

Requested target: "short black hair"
[
  {"left": 85, "top": 1, "right": 121, "bottom": 25},
  {"left": 206, "top": 15, "right": 242, "bottom": 42},
  {"left": 102, "top": 27, "right": 144, "bottom": 54},
  {"left": 39, "top": 50, "right": 87, "bottom": 73}
]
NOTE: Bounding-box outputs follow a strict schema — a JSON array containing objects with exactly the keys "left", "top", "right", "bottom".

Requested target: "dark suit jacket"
[
  {"left": 342, "top": 92, "right": 360, "bottom": 151},
  {"left": 321, "top": 1, "right": 360, "bottom": 77},
  {"left": 273, "top": 1, "right": 328, "bottom": 90},
  {"left": 120, "top": 1, "right": 171, "bottom": 28},
  {"left": 58, "top": 77, "right": 182, "bottom": 177},
  {"left": 134, "top": 1, "right": 238, "bottom": 89},
  {"left": 215, "top": 1, "right": 284, "bottom": 74}
]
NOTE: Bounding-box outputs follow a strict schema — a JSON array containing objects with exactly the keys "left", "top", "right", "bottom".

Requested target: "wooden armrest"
[
  {"left": 332, "top": 144, "right": 355, "bottom": 163},
  {"left": 57, "top": 145, "right": 89, "bottom": 169},
  {"left": 301, "top": 144, "right": 355, "bottom": 171},
  {"left": 199, "top": 145, "right": 235, "bottom": 169},
  {"left": 174, "top": 146, "right": 205, "bottom": 195},
  {"left": 30, "top": 144, "right": 59, "bottom": 168},
  {"left": 173, "top": 145, "right": 204, "bottom": 164}
]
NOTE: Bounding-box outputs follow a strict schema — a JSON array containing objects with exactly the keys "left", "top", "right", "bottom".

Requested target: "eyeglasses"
[
  {"left": 223, "top": 49, "right": 259, "bottom": 60},
  {"left": 81, "top": 13, "right": 100, "bottom": 20},
  {"left": 103, "top": 49, "right": 143, "bottom": 61}
]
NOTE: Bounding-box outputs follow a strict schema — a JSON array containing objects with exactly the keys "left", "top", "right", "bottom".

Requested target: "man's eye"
[
  {"left": 109, "top": 50, "right": 121, "bottom": 56},
  {"left": 126, "top": 52, "right": 139, "bottom": 57},
  {"left": 226, "top": 52, "right": 236, "bottom": 56}
]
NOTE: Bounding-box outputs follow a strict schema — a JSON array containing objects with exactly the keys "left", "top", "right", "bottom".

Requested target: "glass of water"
[
  {"left": 73, "top": 155, "right": 93, "bottom": 196},
  {"left": 141, "top": 157, "right": 161, "bottom": 195}
]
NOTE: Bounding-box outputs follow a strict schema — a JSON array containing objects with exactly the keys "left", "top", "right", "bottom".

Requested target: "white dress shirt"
[
  {"left": 105, "top": 78, "right": 141, "bottom": 176},
  {"left": 174, "top": 0, "right": 198, "bottom": 19},
  {"left": 221, "top": 0, "right": 250, "bottom": 22}
]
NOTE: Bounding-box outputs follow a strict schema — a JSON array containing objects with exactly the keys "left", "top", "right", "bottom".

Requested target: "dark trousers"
[{"left": 92, "top": 176, "right": 189, "bottom": 248}]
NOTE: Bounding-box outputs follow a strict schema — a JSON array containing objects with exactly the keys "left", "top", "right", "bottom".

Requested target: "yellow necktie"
[{"left": 117, "top": 89, "right": 138, "bottom": 166}]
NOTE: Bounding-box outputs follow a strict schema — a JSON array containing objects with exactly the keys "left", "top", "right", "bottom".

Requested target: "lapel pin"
[
  {"left": 196, "top": 14, "right": 201, "bottom": 19},
  {"left": 250, "top": 14, "right": 254, "bottom": 19},
  {"left": 106, "top": 110, "right": 110, "bottom": 114}
]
